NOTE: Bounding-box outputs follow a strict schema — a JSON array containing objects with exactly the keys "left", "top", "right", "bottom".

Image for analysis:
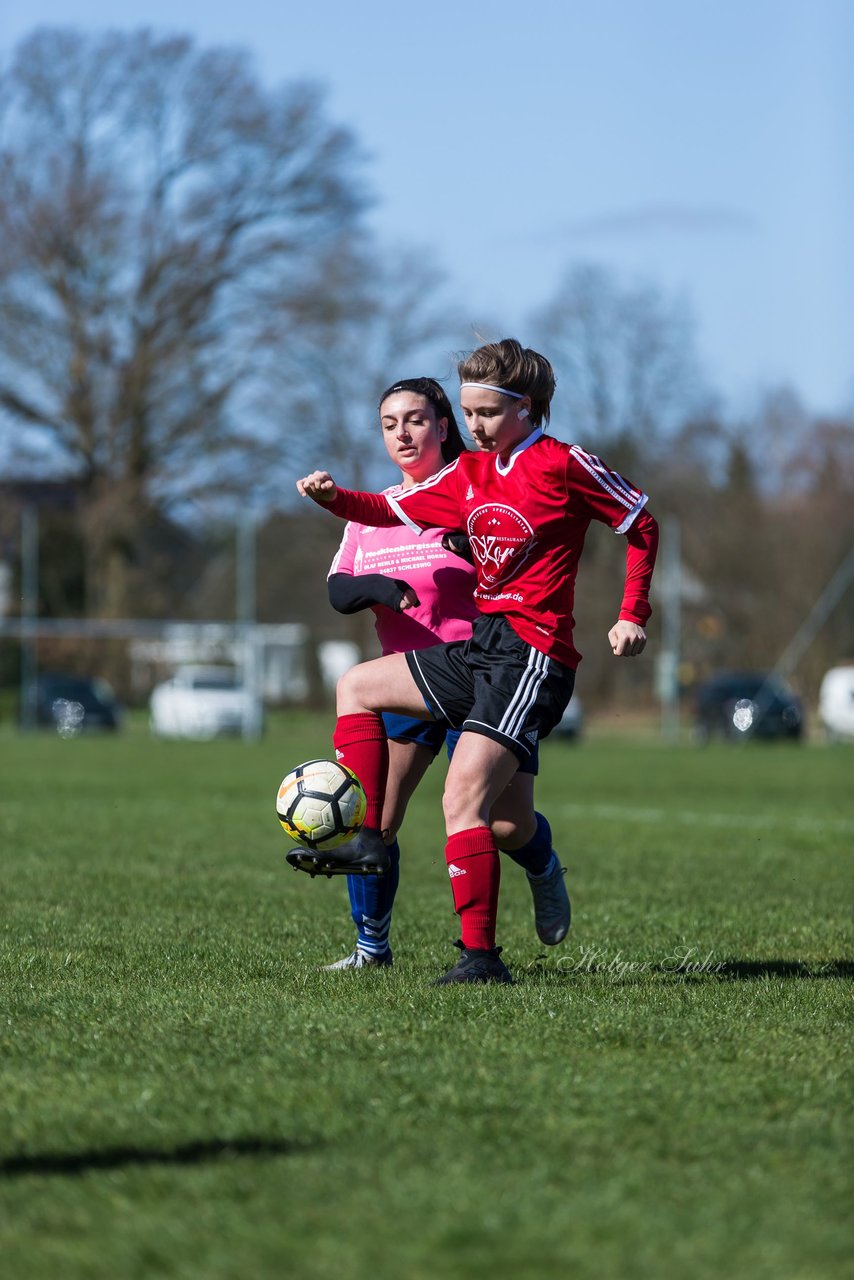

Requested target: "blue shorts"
[{"left": 381, "top": 711, "right": 539, "bottom": 774}]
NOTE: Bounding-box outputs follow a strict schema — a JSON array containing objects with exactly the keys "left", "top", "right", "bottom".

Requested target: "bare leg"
[
  {"left": 431, "top": 732, "right": 518, "bottom": 959},
  {"left": 337, "top": 653, "right": 433, "bottom": 719},
  {"left": 382, "top": 740, "right": 435, "bottom": 840},
  {"left": 490, "top": 772, "right": 537, "bottom": 849},
  {"left": 492, "top": 771, "right": 569, "bottom": 946},
  {"left": 442, "top": 731, "right": 520, "bottom": 835},
  {"left": 288, "top": 656, "right": 432, "bottom": 878},
  {"left": 332, "top": 739, "right": 435, "bottom": 968}
]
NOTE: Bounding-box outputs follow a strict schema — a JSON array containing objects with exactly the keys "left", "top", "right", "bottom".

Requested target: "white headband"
[{"left": 459, "top": 382, "right": 524, "bottom": 399}]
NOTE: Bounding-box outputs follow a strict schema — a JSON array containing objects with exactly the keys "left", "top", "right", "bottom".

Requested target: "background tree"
[
  {"left": 531, "top": 263, "right": 707, "bottom": 467},
  {"left": 0, "top": 28, "right": 366, "bottom": 617},
  {"left": 527, "top": 264, "right": 709, "bottom": 706},
  {"left": 654, "top": 397, "right": 854, "bottom": 700},
  {"left": 252, "top": 240, "right": 463, "bottom": 493},
  {"left": 530, "top": 266, "right": 854, "bottom": 707},
  {"left": 199, "top": 239, "right": 465, "bottom": 658}
]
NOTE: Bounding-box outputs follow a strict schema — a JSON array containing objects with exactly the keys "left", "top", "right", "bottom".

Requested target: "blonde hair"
[{"left": 457, "top": 338, "right": 556, "bottom": 428}]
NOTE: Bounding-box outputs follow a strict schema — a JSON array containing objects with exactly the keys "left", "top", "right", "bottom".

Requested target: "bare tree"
[
  {"left": 252, "top": 240, "right": 464, "bottom": 496},
  {"left": 522, "top": 265, "right": 706, "bottom": 703},
  {"left": 238, "top": 240, "right": 465, "bottom": 661},
  {"left": 0, "top": 28, "right": 366, "bottom": 615},
  {"left": 652, "top": 396, "right": 854, "bottom": 698},
  {"left": 532, "top": 264, "right": 707, "bottom": 461}
]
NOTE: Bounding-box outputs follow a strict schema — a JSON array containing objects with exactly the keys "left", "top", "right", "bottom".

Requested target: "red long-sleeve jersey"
[{"left": 323, "top": 430, "right": 659, "bottom": 669}]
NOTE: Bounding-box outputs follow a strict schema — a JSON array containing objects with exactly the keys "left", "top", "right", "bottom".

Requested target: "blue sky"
[{"left": 2, "top": 0, "right": 852, "bottom": 414}]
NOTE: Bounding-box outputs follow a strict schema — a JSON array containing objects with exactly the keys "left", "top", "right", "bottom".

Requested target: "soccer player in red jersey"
[
  {"left": 296, "top": 339, "right": 659, "bottom": 985},
  {"left": 321, "top": 376, "right": 570, "bottom": 968}
]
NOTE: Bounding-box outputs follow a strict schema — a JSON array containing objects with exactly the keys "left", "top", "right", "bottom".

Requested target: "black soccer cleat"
[
  {"left": 285, "top": 828, "right": 391, "bottom": 878},
  {"left": 434, "top": 940, "right": 513, "bottom": 985}
]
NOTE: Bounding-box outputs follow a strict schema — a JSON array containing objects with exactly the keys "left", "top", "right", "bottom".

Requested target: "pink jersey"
[
  {"left": 324, "top": 431, "right": 659, "bottom": 668},
  {"left": 328, "top": 484, "right": 478, "bottom": 656}
]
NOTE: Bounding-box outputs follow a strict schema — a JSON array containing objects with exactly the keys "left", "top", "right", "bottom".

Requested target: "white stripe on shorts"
[
  {"left": 409, "top": 650, "right": 453, "bottom": 724},
  {"left": 499, "top": 646, "right": 550, "bottom": 741}
]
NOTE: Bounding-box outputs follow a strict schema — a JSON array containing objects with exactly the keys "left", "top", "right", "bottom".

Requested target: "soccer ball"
[{"left": 275, "top": 759, "right": 367, "bottom": 851}]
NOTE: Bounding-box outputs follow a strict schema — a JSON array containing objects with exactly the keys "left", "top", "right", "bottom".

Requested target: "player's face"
[
  {"left": 379, "top": 392, "right": 446, "bottom": 484},
  {"left": 460, "top": 388, "right": 533, "bottom": 456}
]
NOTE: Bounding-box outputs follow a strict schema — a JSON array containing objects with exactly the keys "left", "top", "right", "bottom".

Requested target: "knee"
[
  {"left": 490, "top": 817, "right": 518, "bottom": 848},
  {"left": 336, "top": 664, "right": 370, "bottom": 714}
]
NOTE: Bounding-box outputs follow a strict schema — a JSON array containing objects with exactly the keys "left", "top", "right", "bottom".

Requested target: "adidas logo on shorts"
[{"left": 447, "top": 863, "right": 466, "bottom": 878}]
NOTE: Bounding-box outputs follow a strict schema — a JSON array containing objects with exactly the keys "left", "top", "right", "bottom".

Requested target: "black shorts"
[{"left": 405, "top": 614, "right": 576, "bottom": 764}]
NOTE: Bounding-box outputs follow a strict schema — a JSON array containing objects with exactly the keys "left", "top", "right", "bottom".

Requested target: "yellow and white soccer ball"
[{"left": 276, "top": 759, "right": 367, "bottom": 851}]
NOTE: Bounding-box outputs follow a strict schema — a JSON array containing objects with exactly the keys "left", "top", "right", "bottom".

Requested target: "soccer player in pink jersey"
[
  {"left": 318, "top": 377, "right": 570, "bottom": 968},
  {"left": 297, "top": 340, "right": 659, "bottom": 985}
]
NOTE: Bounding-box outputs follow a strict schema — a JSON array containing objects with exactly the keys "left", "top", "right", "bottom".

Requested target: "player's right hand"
[{"left": 297, "top": 471, "right": 338, "bottom": 503}]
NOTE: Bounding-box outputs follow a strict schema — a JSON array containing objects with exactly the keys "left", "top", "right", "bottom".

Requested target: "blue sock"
[
  {"left": 499, "top": 812, "right": 554, "bottom": 877},
  {"left": 348, "top": 838, "right": 400, "bottom": 957}
]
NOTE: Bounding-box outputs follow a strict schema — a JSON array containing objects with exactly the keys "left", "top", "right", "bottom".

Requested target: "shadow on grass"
[
  {"left": 715, "top": 959, "right": 854, "bottom": 980},
  {"left": 0, "top": 1137, "right": 304, "bottom": 1179},
  {"left": 523, "top": 955, "right": 854, "bottom": 982}
]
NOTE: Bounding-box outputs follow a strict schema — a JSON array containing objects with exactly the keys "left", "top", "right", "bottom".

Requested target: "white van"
[
  {"left": 149, "top": 665, "right": 263, "bottom": 739},
  {"left": 818, "top": 665, "right": 854, "bottom": 741}
]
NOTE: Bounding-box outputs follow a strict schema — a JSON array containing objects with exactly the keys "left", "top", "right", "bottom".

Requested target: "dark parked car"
[
  {"left": 21, "top": 673, "right": 122, "bottom": 736},
  {"left": 695, "top": 672, "right": 803, "bottom": 742}
]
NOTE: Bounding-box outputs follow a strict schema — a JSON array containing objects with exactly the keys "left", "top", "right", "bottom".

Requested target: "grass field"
[{"left": 1, "top": 712, "right": 851, "bottom": 1279}]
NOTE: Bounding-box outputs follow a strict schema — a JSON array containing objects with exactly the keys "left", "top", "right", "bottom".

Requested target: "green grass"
[{"left": 1, "top": 714, "right": 851, "bottom": 1279}]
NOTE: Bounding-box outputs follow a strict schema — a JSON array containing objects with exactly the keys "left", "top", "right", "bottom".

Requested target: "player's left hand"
[
  {"left": 396, "top": 584, "right": 420, "bottom": 612},
  {"left": 608, "top": 620, "right": 647, "bottom": 657}
]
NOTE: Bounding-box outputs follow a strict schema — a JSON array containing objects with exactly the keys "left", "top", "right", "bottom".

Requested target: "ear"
[{"left": 438, "top": 417, "right": 448, "bottom": 440}]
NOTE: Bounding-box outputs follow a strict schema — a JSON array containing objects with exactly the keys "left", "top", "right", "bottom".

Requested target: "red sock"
[
  {"left": 445, "top": 827, "right": 500, "bottom": 950},
  {"left": 333, "top": 713, "right": 388, "bottom": 830}
]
